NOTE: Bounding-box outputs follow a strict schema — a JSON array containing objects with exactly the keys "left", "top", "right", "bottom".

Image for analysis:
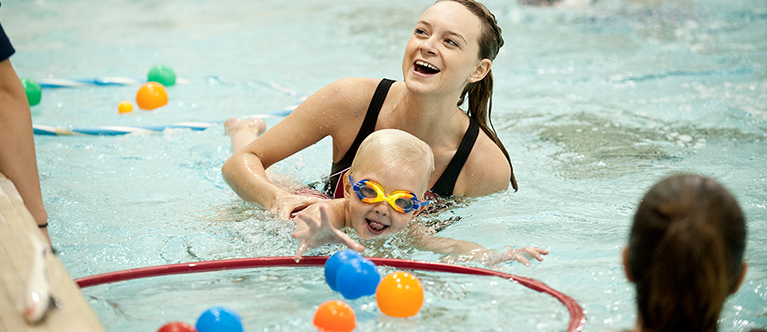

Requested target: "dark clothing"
[
  {"left": 323, "top": 78, "right": 480, "bottom": 198},
  {"left": 1, "top": 20, "right": 16, "bottom": 62},
  {"left": 429, "top": 118, "right": 479, "bottom": 196}
]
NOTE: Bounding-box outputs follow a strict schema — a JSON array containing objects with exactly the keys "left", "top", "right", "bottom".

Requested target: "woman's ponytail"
[
  {"left": 460, "top": 71, "right": 517, "bottom": 191},
  {"left": 448, "top": 0, "right": 517, "bottom": 191},
  {"left": 639, "top": 219, "right": 730, "bottom": 332}
]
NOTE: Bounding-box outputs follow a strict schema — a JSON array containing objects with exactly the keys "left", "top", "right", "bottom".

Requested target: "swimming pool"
[{"left": 3, "top": 0, "right": 766, "bottom": 330}]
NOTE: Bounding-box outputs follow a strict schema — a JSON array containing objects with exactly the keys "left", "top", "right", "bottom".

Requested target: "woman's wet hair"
[
  {"left": 628, "top": 174, "right": 746, "bottom": 332},
  {"left": 440, "top": 0, "right": 517, "bottom": 191}
]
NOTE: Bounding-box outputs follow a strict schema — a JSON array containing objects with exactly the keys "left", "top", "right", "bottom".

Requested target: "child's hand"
[
  {"left": 291, "top": 205, "right": 365, "bottom": 262},
  {"left": 491, "top": 246, "right": 548, "bottom": 267},
  {"left": 459, "top": 246, "right": 548, "bottom": 267}
]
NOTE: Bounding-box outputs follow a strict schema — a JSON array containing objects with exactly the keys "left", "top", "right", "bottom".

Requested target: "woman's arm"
[{"left": 221, "top": 77, "right": 376, "bottom": 218}]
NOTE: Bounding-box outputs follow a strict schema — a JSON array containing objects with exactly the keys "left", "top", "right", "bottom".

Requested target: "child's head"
[
  {"left": 624, "top": 174, "right": 747, "bottom": 332},
  {"left": 344, "top": 129, "right": 434, "bottom": 239}
]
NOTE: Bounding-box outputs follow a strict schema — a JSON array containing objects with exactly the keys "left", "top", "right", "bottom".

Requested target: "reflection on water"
[{"left": 534, "top": 111, "right": 765, "bottom": 179}]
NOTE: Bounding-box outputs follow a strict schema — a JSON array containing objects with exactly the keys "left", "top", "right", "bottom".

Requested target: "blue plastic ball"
[
  {"left": 336, "top": 257, "right": 380, "bottom": 300},
  {"left": 195, "top": 306, "right": 243, "bottom": 332},
  {"left": 324, "top": 250, "right": 363, "bottom": 292}
]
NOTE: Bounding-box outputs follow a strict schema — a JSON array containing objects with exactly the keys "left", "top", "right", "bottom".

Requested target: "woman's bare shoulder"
[
  {"left": 291, "top": 77, "right": 381, "bottom": 122},
  {"left": 454, "top": 131, "right": 512, "bottom": 196},
  {"left": 321, "top": 77, "right": 381, "bottom": 106}
]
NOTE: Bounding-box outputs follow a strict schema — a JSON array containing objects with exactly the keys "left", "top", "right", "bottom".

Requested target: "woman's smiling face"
[{"left": 402, "top": 1, "right": 489, "bottom": 95}]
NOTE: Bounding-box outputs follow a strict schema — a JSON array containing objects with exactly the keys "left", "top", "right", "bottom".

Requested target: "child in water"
[
  {"left": 620, "top": 174, "right": 748, "bottom": 332},
  {"left": 225, "top": 118, "right": 547, "bottom": 266}
]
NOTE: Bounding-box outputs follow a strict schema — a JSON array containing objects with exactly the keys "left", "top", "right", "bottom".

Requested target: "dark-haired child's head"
[{"left": 624, "top": 174, "right": 747, "bottom": 332}]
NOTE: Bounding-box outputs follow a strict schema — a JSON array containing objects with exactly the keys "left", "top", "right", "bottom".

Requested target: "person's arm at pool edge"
[{"left": 0, "top": 58, "right": 50, "bottom": 242}]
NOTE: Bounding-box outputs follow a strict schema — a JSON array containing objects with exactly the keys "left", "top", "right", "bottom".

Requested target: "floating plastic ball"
[
  {"left": 336, "top": 257, "right": 380, "bottom": 300},
  {"left": 313, "top": 300, "right": 355, "bottom": 332},
  {"left": 136, "top": 82, "right": 168, "bottom": 110},
  {"left": 195, "top": 306, "right": 243, "bottom": 332},
  {"left": 376, "top": 271, "right": 424, "bottom": 318},
  {"left": 118, "top": 100, "right": 133, "bottom": 114},
  {"left": 324, "top": 250, "right": 363, "bottom": 292},
  {"left": 157, "top": 321, "right": 197, "bottom": 332},
  {"left": 20, "top": 78, "right": 42, "bottom": 106},
  {"left": 148, "top": 64, "right": 176, "bottom": 87}
]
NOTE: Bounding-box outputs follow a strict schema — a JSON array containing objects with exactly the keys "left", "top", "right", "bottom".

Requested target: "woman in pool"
[
  {"left": 223, "top": 0, "right": 516, "bottom": 219},
  {"left": 290, "top": 129, "right": 546, "bottom": 266},
  {"left": 620, "top": 174, "right": 748, "bottom": 332}
]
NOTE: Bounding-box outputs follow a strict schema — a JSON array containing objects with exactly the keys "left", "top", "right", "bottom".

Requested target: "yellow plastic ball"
[
  {"left": 376, "top": 271, "right": 424, "bottom": 318},
  {"left": 313, "top": 300, "right": 355, "bottom": 332},
  {"left": 136, "top": 82, "right": 168, "bottom": 110},
  {"left": 118, "top": 100, "right": 133, "bottom": 114}
]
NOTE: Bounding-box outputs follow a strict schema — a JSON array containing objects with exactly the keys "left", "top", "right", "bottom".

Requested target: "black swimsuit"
[{"left": 323, "top": 78, "right": 480, "bottom": 198}]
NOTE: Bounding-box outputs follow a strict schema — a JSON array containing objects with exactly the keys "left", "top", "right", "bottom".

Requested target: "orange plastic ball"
[
  {"left": 313, "top": 300, "right": 355, "bottom": 332},
  {"left": 376, "top": 271, "right": 424, "bottom": 318},
  {"left": 136, "top": 82, "right": 168, "bottom": 110},
  {"left": 118, "top": 100, "right": 133, "bottom": 114}
]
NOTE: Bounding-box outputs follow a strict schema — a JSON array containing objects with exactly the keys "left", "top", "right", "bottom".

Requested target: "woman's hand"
[
  {"left": 291, "top": 204, "right": 365, "bottom": 262},
  {"left": 274, "top": 193, "right": 324, "bottom": 220}
]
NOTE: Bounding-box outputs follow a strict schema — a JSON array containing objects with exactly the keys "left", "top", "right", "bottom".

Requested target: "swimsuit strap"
[
  {"left": 325, "top": 78, "right": 395, "bottom": 197},
  {"left": 339, "top": 78, "right": 395, "bottom": 168},
  {"left": 429, "top": 119, "right": 480, "bottom": 196}
]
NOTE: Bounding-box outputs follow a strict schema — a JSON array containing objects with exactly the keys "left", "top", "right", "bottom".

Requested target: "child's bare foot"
[{"left": 224, "top": 117, "right": 267, "bottom": 137}]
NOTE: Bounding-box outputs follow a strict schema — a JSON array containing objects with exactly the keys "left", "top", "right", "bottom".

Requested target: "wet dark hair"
[
  {"left": 628, "top": 174, "right": 746, "bottom": 332},
  {"left": 439, "top": 0, "right": 517, "bottom": 191}
]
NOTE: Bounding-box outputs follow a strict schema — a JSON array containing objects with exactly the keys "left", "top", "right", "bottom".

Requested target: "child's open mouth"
[{"left": 366, "top": 218, "right": 389, "bottom": 235}]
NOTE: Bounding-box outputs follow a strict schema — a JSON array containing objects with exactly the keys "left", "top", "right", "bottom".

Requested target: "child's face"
[{"left": 344, "top": 167, "right": 428, "bottom": 240}]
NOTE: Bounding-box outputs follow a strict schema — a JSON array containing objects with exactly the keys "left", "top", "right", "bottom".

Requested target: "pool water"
[
  {"left": 82, "top": 266, "right": 571, "bottom": 331},
  {"left": 3, "top": 0, "right": 766, "bottom": 330}
]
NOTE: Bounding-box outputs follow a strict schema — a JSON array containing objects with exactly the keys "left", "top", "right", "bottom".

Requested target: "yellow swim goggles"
[{"left": 348, "top": 174, "right": 428, "bottom": 214}]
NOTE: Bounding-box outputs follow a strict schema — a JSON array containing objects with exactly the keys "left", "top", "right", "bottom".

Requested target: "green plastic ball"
[
  {"left": 20, "top": 78, "right": 42, "bottom": 106},
  {"left": 147, "top": 64, "right": 176, "bottom": 87}
]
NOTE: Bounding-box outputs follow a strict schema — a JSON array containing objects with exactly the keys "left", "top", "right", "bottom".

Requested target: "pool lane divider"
[
  {"left": 32, "top": 77, "right": 304, "bottom": 136},
  {"left": 35, "top": 77, "right": 305, "bottom": 99},
  {"left": 32, "top": 108, "right": 295, "bottom": 136},
  {"left": 37, "top": 77, "right": 154, "bottom": 88},
  {"left": 74, "top": 256, "right": 586, "bottom": 332}
]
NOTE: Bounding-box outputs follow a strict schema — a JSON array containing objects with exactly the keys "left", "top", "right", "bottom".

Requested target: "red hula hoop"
[{"left": 75, "top": 256, "right": 585, "bottom": 332}]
